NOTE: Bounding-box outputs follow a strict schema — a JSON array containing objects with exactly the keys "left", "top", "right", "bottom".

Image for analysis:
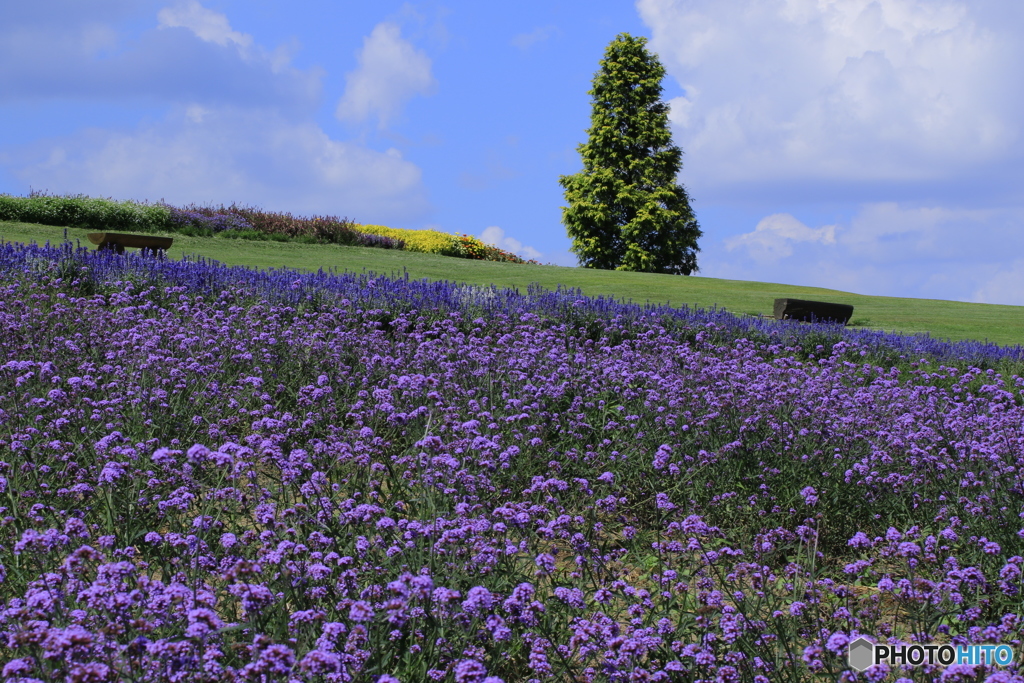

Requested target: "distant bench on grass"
[
  {"left": 87, "top": 232, "right": 173, "bottom": 257},
  {"left": 774, "top": 298, "right": 854, "bottom": 325}
]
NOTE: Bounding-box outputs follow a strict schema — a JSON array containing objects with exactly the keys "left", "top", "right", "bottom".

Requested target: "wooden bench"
[
  {"left": 87, "top": 232, "right": 173, "bottom": 257},
  {"left": 773, "top": 298, "right": 853, "bottom": 325}
]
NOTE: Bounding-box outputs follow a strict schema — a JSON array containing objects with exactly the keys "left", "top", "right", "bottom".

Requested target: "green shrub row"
[
  {"left": 0, "top": 193, "right": 538, "bottom": 263},
  {"left": 0, "top": 192, "right": 170, "bottom": 233},
  {"left": 0, "top": 193, "right": 398, "bottom": 249}
]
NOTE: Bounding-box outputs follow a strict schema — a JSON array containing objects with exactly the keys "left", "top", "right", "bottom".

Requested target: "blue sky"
[{"left": 2, "top": 1, "right": 1023, "bottom": 305}]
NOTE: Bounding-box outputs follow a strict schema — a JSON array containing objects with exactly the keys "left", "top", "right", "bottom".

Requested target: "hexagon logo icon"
[{"left": 848, "top": 637, "right": 875, "bottom": 672}]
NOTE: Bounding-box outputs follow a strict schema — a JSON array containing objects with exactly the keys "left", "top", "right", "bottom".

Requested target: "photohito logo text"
[{"left": 847, "top": 637, "right": 1014, "bottom": 672}]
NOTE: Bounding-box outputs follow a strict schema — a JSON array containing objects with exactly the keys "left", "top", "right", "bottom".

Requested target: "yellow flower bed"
[
  {"left": 356, "top": 224, "right": 462, "bottom": 257},
  {"left": 355, "top": 224, "right": 535, "bottom": 264}
]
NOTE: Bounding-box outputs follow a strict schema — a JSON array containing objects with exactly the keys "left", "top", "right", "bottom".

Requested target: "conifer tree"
[{"left": 560, "top": 33, "right": 701, "bottom": 274}]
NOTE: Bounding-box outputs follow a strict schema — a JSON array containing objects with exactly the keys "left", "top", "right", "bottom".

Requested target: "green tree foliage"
[{"left": 560, "top": 33, "right": 702, "bottom": 274}]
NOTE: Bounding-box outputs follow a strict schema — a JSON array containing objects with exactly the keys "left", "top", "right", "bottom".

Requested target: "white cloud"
[
  {"left": 725, "top": 213, "right": 836, "bottom": 263},
  {"left": 479, "top": 226, "right": 543, "bottom": 260},
  {"left": 2, "top": 2, "right": 148, "bottom": 30},
  {"left": 0, "top": 4, "right": 432, "bottom": 224},
  {"left": 638, "top": 0, "right": 1024, "bottom": 306},
  {"left": 0, "top": 1, "right": 321, "bottom": 109},
  {"left": 511, "top": 25, "right": 559, "bottom": 50},
  {"left": 458, "top": 149, "right": 519, "bottom": 191},
  {"left": 972, "top": 260, "right": 1024, "bottom": 306},
  {"left": 726, "top": 203, "right": 995, "bottom": 267},
  {"left": 837, "top": 202, "right": 997, "bottom": 263},
  {"left": 79, "top": 22, "right": 119, "bottom": 56},
  {"left": 638, "top": 0, "right": 1023, "bottom": 201},
  {"left": 336, "top": 22, "right": 436, "bottom": 128},
  {"left": 157, "top": 0, "right": 252, "bottom": 50},
  {"left": 705, "top": 202, "right": 1024, "bottom": 304},
  {"left": 10, "top": 106, "right": 428, "bottom": 223}
]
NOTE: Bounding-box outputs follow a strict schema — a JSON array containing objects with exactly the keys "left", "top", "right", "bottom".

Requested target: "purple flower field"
[{"left": 1, "top": 241, "right": 1022, "bottom": 682}]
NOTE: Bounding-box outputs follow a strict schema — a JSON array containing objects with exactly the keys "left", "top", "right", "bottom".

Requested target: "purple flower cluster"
[
  {"left": 164, "top": 202, "right": 407, "bottom": 249},
  {"left": 165, "top": 205, "right": 253, "bottom": 233},
  {"left": 0, "top": 241, "right": 1023, "bottom": 681}
]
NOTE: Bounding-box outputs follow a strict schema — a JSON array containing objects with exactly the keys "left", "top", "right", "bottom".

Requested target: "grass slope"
[{"left": 3, "top": 219, "right": 1022, "bottom": 346}]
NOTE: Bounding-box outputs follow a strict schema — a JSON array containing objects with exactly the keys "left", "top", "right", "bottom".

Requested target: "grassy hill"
[{"left": 3, "top": 219, "right": 1022, "bottom": 346}]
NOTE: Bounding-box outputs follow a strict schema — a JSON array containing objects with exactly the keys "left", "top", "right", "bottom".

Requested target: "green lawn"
[{"left": 3, "top": 220, "right": 1022, "bottom": 346}]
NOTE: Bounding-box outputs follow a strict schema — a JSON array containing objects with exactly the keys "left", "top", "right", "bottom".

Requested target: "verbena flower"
[{"left": 1, "top": 240, "right": 1022, "bottom": 680}]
